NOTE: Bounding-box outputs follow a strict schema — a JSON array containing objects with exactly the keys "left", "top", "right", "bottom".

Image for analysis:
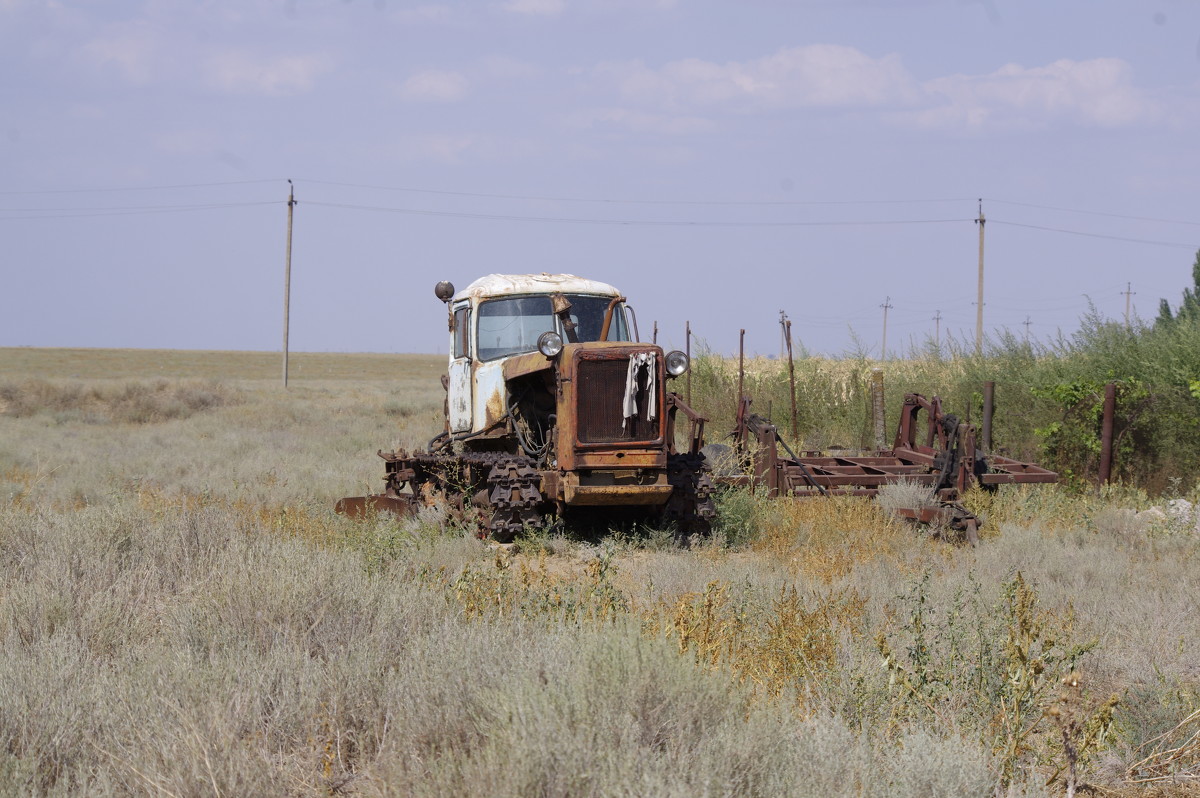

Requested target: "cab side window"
[{"left": 453, "top": 307, "right": 470, "bottom": 359}]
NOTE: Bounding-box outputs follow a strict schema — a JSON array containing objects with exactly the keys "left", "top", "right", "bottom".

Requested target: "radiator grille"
[{"left": 576, "top": 357, "right": 658, "bottom": 443}]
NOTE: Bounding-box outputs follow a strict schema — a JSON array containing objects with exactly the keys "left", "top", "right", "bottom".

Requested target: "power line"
[
  {"left": 0, "top": 201, "right": 277, "bottom": 221},
  {"left": 0, "top": 200, "right": 278, "bottom": 213},
  {"left": 0, "top": 179, "right": 283, "bottom": 196},
  {"left": 991, "top": 219, "right": 1199, "bottom": 249},
  {"left": 986, "top": 197, "right": 1200, "bottom": 228},
  {"left": 303, "top": 179, "right": 976, "bottom": 208},
  {"left": 304, "top": 200, "right": 973, "bottom": 227}
]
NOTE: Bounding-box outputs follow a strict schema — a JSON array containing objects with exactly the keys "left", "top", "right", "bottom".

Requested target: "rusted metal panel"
[
  {"left": 561, "top": 471, "right": 673, "bottom": 506},
  {"left": 573, "top": 450, "right": 666, "bottom": 469},
  {"left": 334, "top": 494, "right": 417, "bottom": 519},
  {"left": 473, "top": 359, "right": 508, "bottom": 432},
  {"left": 448, "top": 357, "right": 472, "bottom": 432},
  {"left": 557, "top": 342, "right": 668, "bottom": 471},
  {"left": 502, "top": 350, "right": 555, "bottom": 381}
]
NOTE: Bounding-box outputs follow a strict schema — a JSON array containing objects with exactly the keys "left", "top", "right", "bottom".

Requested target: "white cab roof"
[{"left": 453, "top": 273, "right": 621, "bottom": 303}]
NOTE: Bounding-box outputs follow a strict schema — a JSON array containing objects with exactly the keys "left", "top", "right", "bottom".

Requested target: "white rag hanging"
[{"left": 622, "top": 352, "right": 657, "bottom": 427}]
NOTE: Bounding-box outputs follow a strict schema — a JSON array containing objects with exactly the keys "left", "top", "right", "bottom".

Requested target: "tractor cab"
[{"left": 440, "top": 273, "right": 638, "bottom": 436}]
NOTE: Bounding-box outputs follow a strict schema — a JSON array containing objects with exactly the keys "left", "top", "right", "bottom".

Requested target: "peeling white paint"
[{"left": 452, "top": 273, "right": 621, "bottom": 303}]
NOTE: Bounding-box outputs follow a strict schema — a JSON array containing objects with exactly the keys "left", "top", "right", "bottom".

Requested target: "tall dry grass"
[{"left": 2, "top": 347, "right": 1199, "bottom": 795}]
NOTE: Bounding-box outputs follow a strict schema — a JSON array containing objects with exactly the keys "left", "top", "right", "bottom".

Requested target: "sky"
[{"left": 2, "top": 0, "right": 1200, "bottom": 358}]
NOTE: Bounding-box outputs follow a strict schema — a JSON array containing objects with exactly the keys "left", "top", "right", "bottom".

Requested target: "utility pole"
[
  {"left": 933, "top": 309, "right": 942, "bottom": 348},
  {"left": 1123, "top": 282, "right": 1135, "bottom": 330},
  {"left": 975, "top": 198, "right": 985, "bottom": 355},
  {"left": 1023, "top": 316, "right": 1032, "bottom": 342},
  {"left": 880, "top": 296, "right": 893, "bottom": 360},
  {"left": 282, "top": 179, "right": 296, "bottom": 388}
]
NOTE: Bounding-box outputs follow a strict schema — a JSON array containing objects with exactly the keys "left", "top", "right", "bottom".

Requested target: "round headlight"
[
  {"left": 665, "top": 350, "right": 689, "bottom": 376},
  {"left": 537, "top": 330, "right": 564, "bottom": 358}
]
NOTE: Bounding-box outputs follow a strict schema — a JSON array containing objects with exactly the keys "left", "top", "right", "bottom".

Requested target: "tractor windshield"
[{"left": 477, "top": 294, "right": 629, "bottom": 361}]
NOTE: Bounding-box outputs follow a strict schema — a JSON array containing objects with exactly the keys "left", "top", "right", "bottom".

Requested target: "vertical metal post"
[
  {"left": 785, "top": 319, "right": 798, "bottom": 443},
  {"left": 880, "top": 296, "right": 892, "bottom": 360},
  {"left": 685, "top": 321, "right": 692, "bottom": 405},
  {"left": 282, "top": 179, "right": 295, "bottom": 387},
  {"left": 652, "top": 320, "right": 658, "bottom": 345},
  {"left": 870, "top": 367, "right": 885, "bottom": 450},
  {"left": 778, "top": 309, "right": 787, "bottom": 359},
  {"left": 737, "top": 328, "right": 745, "bottom": 421},
  {"left": 1099, "top": 381, "right": 1116, "bottom": 485},
  {"left": 975, "top": 199, "right": 986, "bottom": 355},
  {"left": 982, "top": 380, "right": 995, "bottom": 452}
]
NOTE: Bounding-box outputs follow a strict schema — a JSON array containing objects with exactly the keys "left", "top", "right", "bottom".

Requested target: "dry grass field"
[{"left": 2, "top": 347, "right": 1199, "bottom": 797}]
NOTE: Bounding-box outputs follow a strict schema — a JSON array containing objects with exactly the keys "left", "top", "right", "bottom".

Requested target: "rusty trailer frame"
[{"left": 722, "top": 393, "right": 1058, "bottom": 541}]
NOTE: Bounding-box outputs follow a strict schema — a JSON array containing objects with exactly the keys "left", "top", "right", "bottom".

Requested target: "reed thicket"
[{"left": 691, "top": 308, "right": 1200, "bottom": 492}]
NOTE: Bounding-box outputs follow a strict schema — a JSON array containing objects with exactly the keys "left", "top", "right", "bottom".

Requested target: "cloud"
[
  {"left": 203, "top": 51, "right": 332, "bottom": 96},
  {"left": 914, "top": 58, "right": 1154, "bottom": 129},
  {"left": 501, "top": 0, "right": 565, "bottom": 16},
  {"left": 79, "top": 21, "right": 162, "bottom": 84},
  {"left": 153, "top": 128, "right": 219, "bottom": 156},
  {"left": 480, "top": 56, "right": 541, "bottom": 81},
  {"left": 383, "top": 134, "right": 478, "bottom": 164},
  {"left": 397, "top": 69, "right": 469, "bottom": 102},
  {"left": 594, "top": 47, "right": 1156, "bottom": 131},
  {"left": 390, "top": 4, "right": 455, "bottom": 24},
  {"left": 599, "top": 45, "right": 921, "bottom": 112},
  {"left": 566, "top": 107, "right": 713, "bottom": 136}
]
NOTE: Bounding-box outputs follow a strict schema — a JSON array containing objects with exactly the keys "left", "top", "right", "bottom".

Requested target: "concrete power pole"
[
  {"left": 975, "top": 199, "right": 985, "bottom": 355},
  {"left": 933, "top": 309, "right": 942, "bottom": 348},
  {"left": 282, "top": 179, "right": 296, "bottom": 388},
  {"left": 1123, "top": 282, "right": 1135, "bottom": 330}
]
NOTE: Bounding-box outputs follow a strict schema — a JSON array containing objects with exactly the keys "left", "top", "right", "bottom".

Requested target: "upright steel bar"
[
  {"left": 282, "top": 179, "right": 295, "bottom": 388},
  {"left": 1098, "top": 381, "right": 1116, "bottom": 485},
  {"left": 685, "top": 321, "right": 692, "bottom": 405},
  {"left": 737, "top": 329, "right": 745, "bottom": 417},
  {"left": 652, "top": 321, "right": 657, "bottom": 345},
  {"left": 785, "top": 319, "right": 798, "bottom": 442},
  {"left": 982, "top": 380, "right": 995, "bottom": 452},
  {"left": 975, "top": 200, "right": 986, "bottom": 355}
]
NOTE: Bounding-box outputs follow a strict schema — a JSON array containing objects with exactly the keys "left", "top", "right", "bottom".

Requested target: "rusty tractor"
[{"left": 337, "top": 273, "right": 715, "bottom": 541}]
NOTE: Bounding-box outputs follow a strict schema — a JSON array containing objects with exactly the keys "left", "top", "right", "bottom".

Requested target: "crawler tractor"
[{"left": 337, "top": 273, "right": 715, "bottom": 540}]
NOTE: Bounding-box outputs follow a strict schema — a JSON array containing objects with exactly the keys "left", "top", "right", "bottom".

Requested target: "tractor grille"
[{"left": 577, "top": 356, "right": 658, "bottom": 443}]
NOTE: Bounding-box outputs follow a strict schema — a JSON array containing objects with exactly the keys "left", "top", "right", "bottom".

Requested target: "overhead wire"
[
  {"left": 0, "top": 201, "right": 278, "bottom": 221},
  {"left": 303, "top": 199, "right": 972, "bottom": 227},
  {"left": 2, "top": 180, "right": 1195, "bottom": 285},
  {"left": 302, "top": 178, "right": 975, "bottom": 207},
  {"left": 986, "top": 197, "right": 1200, "bottom": 228},
  {"left": 990, "top": 219, "right": 1199, "bottom": 249},
  {"left": 0, "top": 179, "right": 283, "bottom": 196}
]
